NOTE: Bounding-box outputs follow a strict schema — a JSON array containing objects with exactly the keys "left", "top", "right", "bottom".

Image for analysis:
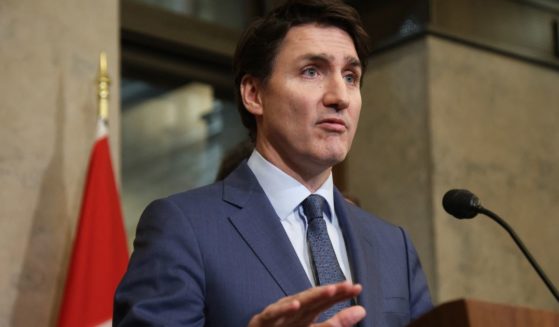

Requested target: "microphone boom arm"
[{"left": 478, "top": 206, "right": 559, "bottom": 302}]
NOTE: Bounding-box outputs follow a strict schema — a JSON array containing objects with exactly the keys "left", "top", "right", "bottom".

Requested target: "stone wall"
[
  {"left": 429, "top": 36, "right": 559, "bottom": 310},
  {"left": 348, "top": 35, "right": 559, "bottom": 310},
  {"left": 0, "top": 0, "right": 119, "bottom": 325}
]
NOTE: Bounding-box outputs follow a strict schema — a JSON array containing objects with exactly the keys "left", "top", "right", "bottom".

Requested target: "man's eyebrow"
[
  {"left": 298, "top": 53, "right": 331, "bottom": 63},
  {"left": 346, "top": 56, "right": 362, "bottom": 70},
  {"left": 297, "top": 53, "right": 362, "bottom": 69}
]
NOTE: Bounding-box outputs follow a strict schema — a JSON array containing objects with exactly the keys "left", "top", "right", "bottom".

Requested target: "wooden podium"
[{"left": 408, "top": 299, "right": 559, "bottom": 327}]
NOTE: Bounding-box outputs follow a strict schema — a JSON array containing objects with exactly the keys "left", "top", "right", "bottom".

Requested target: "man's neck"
[{"left": 254, "top": 144, "right": 332, "bottom": 193}]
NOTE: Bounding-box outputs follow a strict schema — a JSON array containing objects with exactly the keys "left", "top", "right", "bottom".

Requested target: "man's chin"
[{"left": 317, "top": 151, "right": 348, "bottom": 168}]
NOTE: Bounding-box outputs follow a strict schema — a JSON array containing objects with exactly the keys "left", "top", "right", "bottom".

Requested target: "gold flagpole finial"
[{"left": 97, "top": 52, "right": 111, "bottom": 122}]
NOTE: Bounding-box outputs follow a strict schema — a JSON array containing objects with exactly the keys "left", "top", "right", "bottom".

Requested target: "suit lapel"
[
  {"left": 222, "top": 164, "right": 384, "bottom": 324},
  {"left": 334, "top": 189, "right": 383, "bottom": 327},
  {"left": 223, "top": 162, "right": 312, "bottom": 296}
]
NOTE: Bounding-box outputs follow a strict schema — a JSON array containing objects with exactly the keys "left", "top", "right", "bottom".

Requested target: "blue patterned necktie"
[{"left": 302, "top": 194, "right": 351, "bottom": 321}]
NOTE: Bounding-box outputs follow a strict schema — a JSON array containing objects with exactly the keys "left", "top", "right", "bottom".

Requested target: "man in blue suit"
[{"left": 114, "top": 1, "right": 432, "bottom": 326}]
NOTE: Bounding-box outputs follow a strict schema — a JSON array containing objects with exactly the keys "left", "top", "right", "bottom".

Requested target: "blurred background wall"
[
  {"left": 347, "top": 0, "right": 559, "bottom": 311},
  {"left": 348, "top": 35, "right": 559, "bottom": 310},
  {"left": 1, "top": 0, "right": 558, "bottom": 325},
  {"left": 0, "top": 0, "right": 119, "bottom": 326}
]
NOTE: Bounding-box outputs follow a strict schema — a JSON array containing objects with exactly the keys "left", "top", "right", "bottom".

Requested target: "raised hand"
[{"left": 248, "top": 281, "right": 366, "bottom": 327}]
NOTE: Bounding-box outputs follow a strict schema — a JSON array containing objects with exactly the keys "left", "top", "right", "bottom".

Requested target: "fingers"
[
  {"left": 248, "top": 282, "right": 363, "bottom": 327},
  {"left": 317, "top": 306, "right": 367, "bottom": 327},
  {"left": 248, "top": 298, "right": 301, "bottom": 326},
  {"left": 292, "top": 281, "right": 361, "bottom": 317}
]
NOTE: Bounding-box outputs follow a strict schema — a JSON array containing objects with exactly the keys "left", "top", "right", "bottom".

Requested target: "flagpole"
[
  {"left": 57, "top": 51, "right": 128, "bottom": 327},
  {"left": 97, "top": 52, "right": 110, "bottom": 123}
]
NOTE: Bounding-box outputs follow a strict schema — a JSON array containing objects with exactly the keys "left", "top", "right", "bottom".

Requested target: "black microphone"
[
  {"left": 442, "top": 189, "right": 481, "bottom": 219},
  {"left": 442, "top": 189, "right": 559, "bottom": 302}
]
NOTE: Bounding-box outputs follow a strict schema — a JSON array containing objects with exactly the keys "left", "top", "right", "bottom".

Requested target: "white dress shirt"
[{"left": 247, "top": 150, "right": 353, "bottom": 286}]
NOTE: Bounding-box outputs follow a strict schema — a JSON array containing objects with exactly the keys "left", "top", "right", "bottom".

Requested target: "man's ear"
[{"left": 240, "top": 75, "right": 263, "bottom": 116}]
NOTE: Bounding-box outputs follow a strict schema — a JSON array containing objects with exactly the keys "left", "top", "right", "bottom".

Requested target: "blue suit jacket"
[{"left": 114, "top": 162, "right": 432, "bottom": 326}]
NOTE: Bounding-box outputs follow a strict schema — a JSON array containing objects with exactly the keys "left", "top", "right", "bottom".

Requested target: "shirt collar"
[{"left": 247, "top": 150, "right": 335, "bottom": 221}]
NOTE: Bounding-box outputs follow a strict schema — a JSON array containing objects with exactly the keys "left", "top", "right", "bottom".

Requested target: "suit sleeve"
[
  {"left": 399, "top": 227, "right": 433, "bottom": 320},
  {"left": 113, "top": 198, "right": 206, "bottom": 326}
]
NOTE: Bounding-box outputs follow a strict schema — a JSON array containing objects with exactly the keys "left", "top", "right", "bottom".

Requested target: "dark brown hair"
[{"left": 233, "top": 0, "right": 371, "bottom": 141}]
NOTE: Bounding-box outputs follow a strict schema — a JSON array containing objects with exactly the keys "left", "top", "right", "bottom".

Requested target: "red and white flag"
[{"left": 58, "top": 119, "right": 129, "bottom": 327}]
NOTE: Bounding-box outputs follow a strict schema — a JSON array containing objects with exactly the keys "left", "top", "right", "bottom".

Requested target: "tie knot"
[{"left": 302, "top": 194, "right": 327, "bottom": 222}]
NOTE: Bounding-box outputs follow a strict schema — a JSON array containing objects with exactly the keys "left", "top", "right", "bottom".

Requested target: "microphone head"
[{"left": 442, "top": 189, "right": 482, "bottom": 219}]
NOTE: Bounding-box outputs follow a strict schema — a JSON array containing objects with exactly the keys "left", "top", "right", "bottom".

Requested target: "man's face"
[{"left": 245, "top": 24, "right": 362, "bottom": 178}]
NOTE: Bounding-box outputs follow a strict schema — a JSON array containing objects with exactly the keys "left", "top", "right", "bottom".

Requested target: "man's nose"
[{"left": 322, "top": 75, "right": 349, "bottom": 111}]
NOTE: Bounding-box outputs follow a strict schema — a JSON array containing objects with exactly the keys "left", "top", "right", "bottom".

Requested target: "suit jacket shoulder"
[{"left": 114, "top": 163, "right": 312, "bottom": 326}]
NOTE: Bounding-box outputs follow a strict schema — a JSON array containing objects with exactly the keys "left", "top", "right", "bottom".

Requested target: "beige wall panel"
[
  {"left": 347, "top": 34, "right": 559, "bottom": 311},
  {"left": 429, "top": 36, "right": 559, "bottom": 310},
  {"left": 0, "top": 0, "right": 119, "bottom": 325},
  {"left": 347, "top": 39, "right": 436, "bottom": 296}
]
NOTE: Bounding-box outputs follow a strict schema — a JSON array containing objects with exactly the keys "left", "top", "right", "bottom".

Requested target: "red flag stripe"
[{"left": 58, "top": 123, "right": 129, "bottom": 327}]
